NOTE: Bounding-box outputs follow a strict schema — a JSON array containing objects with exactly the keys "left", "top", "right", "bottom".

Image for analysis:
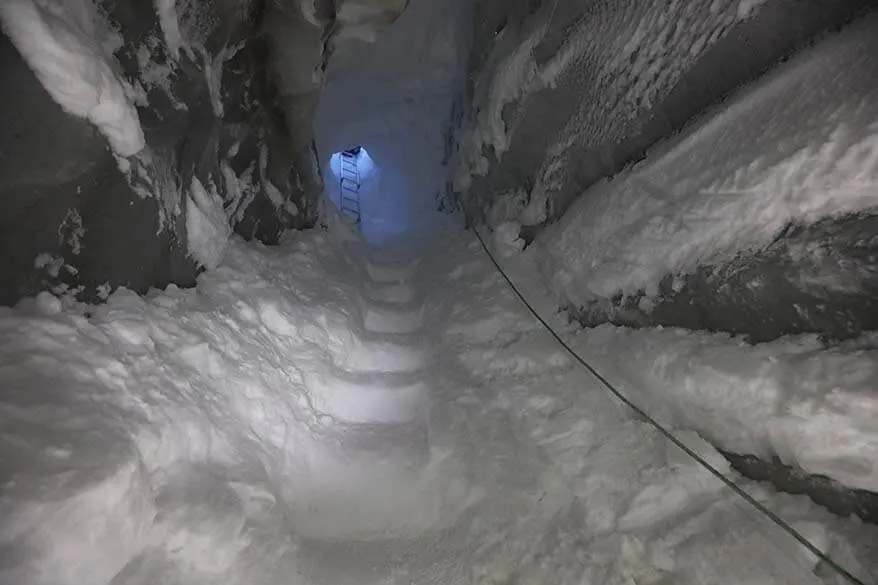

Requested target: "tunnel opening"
[
  {"left": 312, "top": 0, "right": 472, "bottom": 249},
  {"left": 326, "top": 146, "right": 374, "bottom": 226}
]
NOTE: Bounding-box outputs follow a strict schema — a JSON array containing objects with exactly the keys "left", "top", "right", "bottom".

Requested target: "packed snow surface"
[
  {"left": 539, "top": 14, "right": 878, "bottom": 305},
  {"left": 2, "top": 223, "right": 876, "bottom": 584}
]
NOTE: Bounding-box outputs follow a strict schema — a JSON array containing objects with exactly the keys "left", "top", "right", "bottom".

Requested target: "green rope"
[{"left": 472, "top": 226, "right": 866, "bottom": 585}]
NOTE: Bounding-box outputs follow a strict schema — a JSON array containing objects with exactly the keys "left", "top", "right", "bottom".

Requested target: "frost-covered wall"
[
  {"left": 455, "top": 0, "right": 872, "bottom": 225},
  {"left": 0, "top": 0, "right": 318, "bottom": 306},
  {"left": 540, "top": 14, "right": 878, "bottom": 342},
  {"left": 453, "top": 0, "right": 877, "bottom": 342}
]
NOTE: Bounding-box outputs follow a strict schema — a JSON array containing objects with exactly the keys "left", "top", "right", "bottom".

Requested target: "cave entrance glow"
[{"left": 327, "top": 147, "right": 375, "bottom": 227}]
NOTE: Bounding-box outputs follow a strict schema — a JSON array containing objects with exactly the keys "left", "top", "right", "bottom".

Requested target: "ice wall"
[
  {"left": 453, "top": 0, "right": 878, "bottom": 341},
  {"left": 0, "top": 0, "right": 317, "bottom": 306},
  {"left": 455, "top": 0, "right": 873, "bottom": 224}
]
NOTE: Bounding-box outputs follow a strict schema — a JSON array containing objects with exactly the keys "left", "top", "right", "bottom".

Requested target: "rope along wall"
[{"left": 472, "top": 226, "right": 866, "bottom": 585}]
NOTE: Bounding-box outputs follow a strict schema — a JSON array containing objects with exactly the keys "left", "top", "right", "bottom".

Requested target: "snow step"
[
  {"left": 305, "top": 372, "right": 428, "bottom": 424},
  {"left": 339, "top": 337, "right": 427, "bottom": 373},
  {"left": 361, "top": 281, "right": 417, "bottom": 304},
  {"left": 364, "top": 260, "right": 419, "bottom": 283},
  {"left": 361, "top": 303, "right": 423, "bottom": 334},
  {"left": 364, "top": 246, "right": 420, "bottom": 264},
  {"left": 285, "top": 425, "right": 448, "bottom": 541},
  {"left": 355, "top": 329, "right": 426, "bottom": 350},
  {"left": 327, "top": 420, "right": 430, "bottom": 466}
]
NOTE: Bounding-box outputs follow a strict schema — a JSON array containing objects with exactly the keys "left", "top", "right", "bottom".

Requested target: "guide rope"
[{"left": 472, "top": 226, "right": 865, "bottom": 585}]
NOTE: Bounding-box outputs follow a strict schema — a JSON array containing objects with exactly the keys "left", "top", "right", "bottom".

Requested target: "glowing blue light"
[{"left": 328, "top": 147, "right": 375, "bottom": 182}]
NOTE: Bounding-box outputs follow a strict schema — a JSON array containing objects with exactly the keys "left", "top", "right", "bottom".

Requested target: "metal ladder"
[{"left": 339, "top": 150, "right": 361, "bottom": 224}]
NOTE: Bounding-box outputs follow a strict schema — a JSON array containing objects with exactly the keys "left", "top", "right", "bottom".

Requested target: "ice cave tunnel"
[{"left": 1, "top": 0, "right": 878, "bottom": 584}]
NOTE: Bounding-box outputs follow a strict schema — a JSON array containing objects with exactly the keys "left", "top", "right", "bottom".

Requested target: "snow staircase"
[
  {"left": 310, "top": 258, "right": 425, "bottom": 426},
  {"left": 293, "top": 252, "right": 437, "bottom": 540},
  {"left": 339, "top": 150, "right": 361, "bottom": 224}
]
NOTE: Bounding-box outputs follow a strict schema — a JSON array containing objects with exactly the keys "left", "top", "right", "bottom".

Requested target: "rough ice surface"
[
  {"left": 2, "top": 221, "right": 877, "bottom": 584},
  {"left": 454, "top": 0, "right": 767, "bottom": 197},
  {"left": 539, "top": 14, "right": 878, "bottom": 306}
]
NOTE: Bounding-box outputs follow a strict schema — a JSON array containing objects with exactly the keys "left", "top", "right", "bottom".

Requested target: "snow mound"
[
  {"left": 0, "top": 231, "right": 440, "bottom": 584},
  {"left": 491, "top": 221, "right": 525, "bottom": 258}
]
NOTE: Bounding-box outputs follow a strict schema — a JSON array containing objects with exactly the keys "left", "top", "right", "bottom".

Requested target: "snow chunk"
[
  {"left": 492, "top": 221, "right": 525, "bottom": 258},
  {"left": 220, "top": 161, "right": 257, "bottom": 224},
  {"left": 34, "top": 252, "right": 64, "bottom": 277},
  {"left": 154, "top": 0, "right": 183, "bottom": 60},
  {"left": 186, "top": 176, "right": 231, "bottom": 270},
  {"left": 35, "top": 291, "right": 63, "bottom": 315},
  {"left": 58, "top": 208, "right": 85, "bottom": 254}
]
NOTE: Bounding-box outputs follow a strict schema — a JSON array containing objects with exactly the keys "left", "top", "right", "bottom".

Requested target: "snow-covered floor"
[{"left": 2, "top": 222, "right": 876, "bottom": 585}]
